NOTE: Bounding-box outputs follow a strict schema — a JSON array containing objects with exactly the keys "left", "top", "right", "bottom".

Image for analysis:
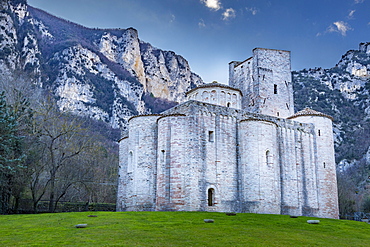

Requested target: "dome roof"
[
  {"left": 287, "top": 107, "right": 333, "bottom": 121},
  {"left": 186, "top": 81, "right": 243, "bottom": 96}
]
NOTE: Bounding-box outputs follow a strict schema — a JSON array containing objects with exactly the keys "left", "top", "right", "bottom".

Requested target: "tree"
[
  {"left": 0, "top": 91, "right": 24, "bottom": 214},
  {"left": 29, "top": 96, "right": 94, "bottom": 212},
  {"left": 363, "top": 196, "right": 370, "bottom": 213}
]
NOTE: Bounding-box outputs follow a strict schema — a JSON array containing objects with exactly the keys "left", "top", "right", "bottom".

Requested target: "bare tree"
[{"left": 30, "top": 96, "right": 93, "bottom": 212}]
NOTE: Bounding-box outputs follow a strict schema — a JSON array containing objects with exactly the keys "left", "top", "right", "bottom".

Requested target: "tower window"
[
  {"left": 208, "top": 188, "right": 215, "bottom": 206},
  {"left": 274, "top": 84, "right": 278, "bottom": 94},
  {"left": 227, "top": 102, "right": 231, "bottom": 107},
  {"left": 208, "top": 131, "right": 214, "bottom": 142},
  {"left": 318, "top": 129, "right": 321, "bottom": 136}
]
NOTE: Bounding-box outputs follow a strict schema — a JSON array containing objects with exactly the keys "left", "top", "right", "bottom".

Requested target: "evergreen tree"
[{"left": 0, "top": 91, "right": 23, "bottom": 214}]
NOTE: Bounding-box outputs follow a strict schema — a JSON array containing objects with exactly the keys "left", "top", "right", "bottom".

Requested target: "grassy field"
[{"left": 0, "top": 211, "right": 369, "bottom": 246}]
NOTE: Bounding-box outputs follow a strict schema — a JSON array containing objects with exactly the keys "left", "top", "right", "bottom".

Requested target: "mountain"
[
  {"left": 1, "top": 0, "right": 369, "bottom": 214},
  {"left": 293, "top": 42, "right": 370, "bottom": 165},
  {"left": 292, "top": 42, "right": 370, "bottom": 212},
  {"left": 0, "top": 0, "right": 203, "bottom": 129}
]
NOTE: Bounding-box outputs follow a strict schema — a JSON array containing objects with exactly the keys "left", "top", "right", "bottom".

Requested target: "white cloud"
[
  {"left": 199, "top": 19, "right": 206, "bottom": 28},
  {"left": 170, "top": 14, "right": 176, "bottom": 23},
  {"left": 348, "top": 10, "right": 356, "bottom": 19},
  {"left": 246, "top": 7, "right": 258, "bottom": 15},
  {"left": 201, "top": 0, "right": 221, "bottom": 11},
  {"left": 354, "top": 0, "right": 364, "bottom": 4},
  {"left": 222, "top": 8, "right": 236, "bottom": 20},
  {"left": 328, "top": 21, "right": 352, "bottom": 36}
]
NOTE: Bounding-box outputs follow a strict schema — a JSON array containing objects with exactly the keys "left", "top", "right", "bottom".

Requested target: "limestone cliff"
[
  {"left": 293, "top": 42, "right": 370, "bottom": 203},
  {"left": 0, "top": 0, "right": 203, "bottom": 128}
]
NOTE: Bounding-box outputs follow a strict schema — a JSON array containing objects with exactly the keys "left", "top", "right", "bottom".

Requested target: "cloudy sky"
[{"left": 28, "top": 0, "right": 370, "bottom": 84}]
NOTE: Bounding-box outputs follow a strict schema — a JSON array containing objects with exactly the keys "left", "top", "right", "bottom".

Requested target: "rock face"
[
  {"left": 292, "top": 42, "right": 370, "bottom": 197},
  {"left": 0, "top": 0, "right": 203, "bottom": 129}
]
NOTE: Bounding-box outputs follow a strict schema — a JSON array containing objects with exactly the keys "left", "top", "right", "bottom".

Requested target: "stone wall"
[
  {"left": 229, "top": 48, "right": 294, "bottom": 118},
  {"left": 117, "top": 47, "right": 339, "bottom": 219},
  {"left": 118, "top": 115, "right": 160, "bottom": 211},
  {"left": 292, "top": 115, "right": 339, "bottom": 218},
  {"left": 238, "top": 119, "right": 280, "bottom": 214}
]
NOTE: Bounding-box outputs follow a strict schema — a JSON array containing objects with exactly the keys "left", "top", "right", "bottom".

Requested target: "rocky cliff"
[
  {"left": 0, "top": 0, "right": 203, "bottom": 128},
  {"left": 293, "top": 42, "right": 370, "bottom": 205}
]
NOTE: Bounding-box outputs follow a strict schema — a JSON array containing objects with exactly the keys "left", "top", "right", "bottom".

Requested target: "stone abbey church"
[{"left": 117, "top": 48, "right": 339, "bottom": 219}]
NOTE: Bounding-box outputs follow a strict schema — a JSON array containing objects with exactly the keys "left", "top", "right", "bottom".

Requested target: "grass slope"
[{"left": 0, "top": 212, "right": 369, "bottom": 246}]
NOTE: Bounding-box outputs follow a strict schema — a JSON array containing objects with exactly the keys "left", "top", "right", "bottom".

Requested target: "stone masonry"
[{"left": 117, "top": 48, "right": 339, "bottom": 219}]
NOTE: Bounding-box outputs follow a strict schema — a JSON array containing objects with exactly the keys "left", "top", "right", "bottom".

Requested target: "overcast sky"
[{"left": 27, "top": 0, "right": 370, "bottom": 84}]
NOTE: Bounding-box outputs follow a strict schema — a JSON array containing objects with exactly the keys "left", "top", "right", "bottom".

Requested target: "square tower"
[{"left": 229, "top": 48, "right": 294, "bottom": 118}]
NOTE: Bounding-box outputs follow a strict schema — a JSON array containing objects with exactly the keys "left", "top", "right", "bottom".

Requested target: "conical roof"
[{"left": 287, "top": 107, "right": 333, "bottom": 121}]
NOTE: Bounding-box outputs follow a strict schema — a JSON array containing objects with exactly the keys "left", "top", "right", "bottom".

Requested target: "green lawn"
[{"left": 0, "top": 211, "right": 369, "bottom": 246}]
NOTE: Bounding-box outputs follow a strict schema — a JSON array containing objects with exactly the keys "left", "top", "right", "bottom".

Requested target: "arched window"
[
  {"left": 220, "top": 91, "right": 226, "bottom": 105},
  {"left": 208, "top": 131, "right": 214, "bottom": 142},
  {"left": 211, "top": 90, "right": 216, "bottom": 102},
  {"left": 202, "top": 91, "right": 209, "bottom": 101},
  {"left": 161, "top": 150, "right": 165, "bottom": 163},
  {"left": 128, "top": 151, "right": 133, "bottom": 172},
  {"left": 208, "top": 188, "right": 215, "bottom": 206},
  {"left": 266, "top": 150, "right": 270, "bottom": 166}
]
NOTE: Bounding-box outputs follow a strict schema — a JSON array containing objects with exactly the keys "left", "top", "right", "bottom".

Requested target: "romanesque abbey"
[{"left": 117, "top": 48, "right": 339, "bottom": 219}]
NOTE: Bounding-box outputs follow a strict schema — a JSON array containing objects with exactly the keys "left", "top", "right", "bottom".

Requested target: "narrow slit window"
[
  {"left": 323, "top": 162, "right": 326, "bottom": 168},
  {"left": 274, "top": 84, "right": 278, "bottom": 94},
  {"left": 208, "top": 131, "right": 214, "bottom": 142},
  {"left": 161, "top": 150, "right": 165, "bottom": 163},
  {"left": 128, "top": 151, "right": 133, "bottom": 172},
  {"left": 208, "top": 188, "right": 215, "bottom": 206},
  {"left": 318, "top": 129, "right": 321, "bottom": 136},
  {"left": 266, "top": 150, "right": 270, "bottom": 166}
]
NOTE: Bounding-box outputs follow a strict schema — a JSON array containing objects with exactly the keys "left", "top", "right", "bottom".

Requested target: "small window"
[
  {"left": 266, "top": 150, "right": 270, "bottom": 166},
  {"left": 208, "top": 188, "right": 215, "bottom": 206},
  {"left": 227, "top": 102, "right": 231, "bottom": 107},
  {"left": 128, "top": 151, "right": 134, "bottom": 172},
  {"left": 161, "top": 150, "right": 165, "bottom": 163},
  {"left": 274, "top": 84, "right": 278, "bottom": 94},
  {"left": 277, "top": 112, "right": 280, "bottom": 117},
  {"left": 318, "top": 130, "right": 321, "bottom": 136},
  {"left": 208, "top": 131, "right": 214, "bottom": 142},
  {"left": 323, "top": 162, "right": 326, "bottom": 168}
]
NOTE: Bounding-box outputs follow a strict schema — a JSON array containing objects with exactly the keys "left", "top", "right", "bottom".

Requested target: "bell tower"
[{"left": 229, "top": 48, "right": 294, "bottom": 118}]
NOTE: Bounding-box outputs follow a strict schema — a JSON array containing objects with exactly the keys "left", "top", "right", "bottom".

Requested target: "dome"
[
  {"left": 287, "top": 108, "right": 333, "bottom": 121},
  {"left": 186, "top": 81, "right": 242, "bottom": 109}
]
